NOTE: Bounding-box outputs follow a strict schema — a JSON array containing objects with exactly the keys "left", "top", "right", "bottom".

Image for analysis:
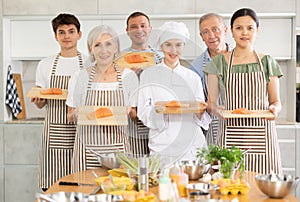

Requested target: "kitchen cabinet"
[
  {"left": 0, "top": 123, "right": 299, "bottom": 202},
  {"left": 6, "top": 16, "right": 293, "bottom": 60},
  {"left": 0, "top": 123, "right": 43, "bottom": 202},
  {"left": 2, "top": 0, "right": 98, "bottom": 15}
]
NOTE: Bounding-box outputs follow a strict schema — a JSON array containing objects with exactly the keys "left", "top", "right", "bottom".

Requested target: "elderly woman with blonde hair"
[
  {"left": 66, "top": 25, "right": 139, "bottom": 172},
  {"left": 137, "top": 21, "right": 211, "bottom": 166}
]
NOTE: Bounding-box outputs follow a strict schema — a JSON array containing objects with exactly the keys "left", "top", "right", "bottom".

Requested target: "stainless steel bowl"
[
  {"left": 255, "top": 174, "right": 300, "bottom": 198},
  {"left": 186, "top": 183, "right": 212, "bottom": 193},
  {"left": 180, "top": 160, "right": 211, "bottom": 180},
  {"left": 38, "top": 192, "right": 124, "bottom": 202},
  {"left": 88, "top": 194, "right": 123, "bottom": 202},
  {"left": 97, "top": 153, "right": 121, "bottom": 169},
  {"left": 37, "top": 192, "right": 89, "bottom": 202}
]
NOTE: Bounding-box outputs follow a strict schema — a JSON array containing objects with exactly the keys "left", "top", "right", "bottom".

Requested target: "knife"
[
  {"left": 59, "top": 181, "right": 96, "bottom": 186},
  {"left": 90, "top": 186, "right": 102, "bottom": 195}
]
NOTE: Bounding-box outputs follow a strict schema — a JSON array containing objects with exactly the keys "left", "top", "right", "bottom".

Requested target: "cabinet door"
[
  {"left": 5, "top": 167, "right": 39, "bottom": 202},
  {"left": 4, "top": 124, "right": 43, "bottom": 164},
  {"left": 276, "top": 126, "right": 296, "bottom": 175},
  {"left": 10, "top": 20, "right": 58, "bottom": 59}
]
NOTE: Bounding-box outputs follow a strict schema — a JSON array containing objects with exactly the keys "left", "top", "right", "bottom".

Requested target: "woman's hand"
[
  {"left": 31, "top": 97, "right": 47, "bottom": 109},
  {"left": 267, "top": 76, "right": 282, "bottom": 121},
  {"left": 210, "top": 105, "right": 226, "bottom": 120},
  {"left": 67, "top": 107, "right": 78, "bottom": 123},
  {"left": 266, "top": 104, "right": 281, "bottom": 120}
]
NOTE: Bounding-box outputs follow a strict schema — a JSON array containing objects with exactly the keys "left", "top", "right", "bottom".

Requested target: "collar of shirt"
[
  {"left": 161, "top": 61, "right": 184, "bottom": 73},
  {"left": 205, "top": 42, "right": 231, "bottom": 62}
]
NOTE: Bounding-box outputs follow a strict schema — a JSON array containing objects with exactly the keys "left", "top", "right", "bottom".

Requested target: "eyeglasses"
[{"left": 200, "top": 27, "right": 222, "bottom": 37}]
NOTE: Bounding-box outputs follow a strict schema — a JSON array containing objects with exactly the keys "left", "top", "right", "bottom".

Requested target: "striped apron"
[
  {"left": 203, "top": 52, "right": 220, "bottom": 145},
  {"left": 128, "top": 47, "right": 162, "bottom": 157},
  {"left": 72, "top": 64, "right": 130, "bottom": 172},
  {"left": 218, "top": 50, "right": 282, "bottom": 174},
  {"left": 39, "top": 52, "right": 83, "bottom": 189}
]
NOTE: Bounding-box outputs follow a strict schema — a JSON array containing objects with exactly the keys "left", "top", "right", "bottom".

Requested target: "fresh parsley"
[{"left": 197, "top": 145, "right": 245, "bottom": 178}]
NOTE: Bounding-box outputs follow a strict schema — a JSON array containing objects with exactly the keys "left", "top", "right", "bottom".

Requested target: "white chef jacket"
[{"left": 138, "top": 62, "right": 210, "bottom": 165}]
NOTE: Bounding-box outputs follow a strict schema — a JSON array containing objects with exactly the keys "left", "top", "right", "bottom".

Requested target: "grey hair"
[
  {"left": 199, "top": 13, "right": 226, "bottom": 31},
  {"left": 87, "top": 25, "right": 121, "bottom": 62}
]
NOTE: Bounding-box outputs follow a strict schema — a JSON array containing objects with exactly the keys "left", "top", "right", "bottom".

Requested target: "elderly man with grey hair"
[{"left": 190, "top": 13, "right": 231, "bottom": 145}]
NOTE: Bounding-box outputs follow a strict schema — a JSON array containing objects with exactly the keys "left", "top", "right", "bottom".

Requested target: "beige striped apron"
[
  {"left": 128, "top": 46, "right": 162, "bottom": 157},
  {"left": 218, "top": 50, "right": 282, "bottom": 174},
  {"left": 203, "top": 52, "right": 220, "bottom": 145},
  {"left": 72, "top": 64, "right": 130, "bottom": 172},
  {"left": 39, "top": 52, "right": 83, "bottom": 189}
]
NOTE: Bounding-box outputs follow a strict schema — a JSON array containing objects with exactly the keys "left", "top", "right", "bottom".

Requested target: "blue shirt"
[
  {"left": 190, "top": 49, "right": 210, "bottom": 86},
  {"left": 190, "top": 44, "right": 231, "bottom": 86}
]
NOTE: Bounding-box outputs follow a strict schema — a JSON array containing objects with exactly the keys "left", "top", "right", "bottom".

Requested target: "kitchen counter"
[{"left": 44, "top": 168, "right": 299, "bottom": 201}]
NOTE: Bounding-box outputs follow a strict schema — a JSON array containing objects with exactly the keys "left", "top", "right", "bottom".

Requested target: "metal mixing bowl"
[
  {"left": 88, "top": 194, "right": 123, "bottom": 202},
  {"left": 97, "top": 153, "right": 121, "bottom": 169},
  {"left": 180, "top": 160, "right": 211, "bottom": 180},
  {"left": 185, "top": 183, "right": 212, "bottom": 193},
  {"left": 255, "top": 174, "right": 300, "bottom": 198},
  {"left": 37, "top": 192, "right": 89, "bottom": 202}
]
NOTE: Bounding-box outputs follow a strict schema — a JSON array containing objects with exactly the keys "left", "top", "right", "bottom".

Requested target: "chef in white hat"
[{"left": 137, "top": 21, "right": 211, "bottom": 166}]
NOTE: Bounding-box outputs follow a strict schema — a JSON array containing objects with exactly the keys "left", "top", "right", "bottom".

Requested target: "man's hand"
[{"left": 31, "top": 97, "right": 46, "bottom": 109}]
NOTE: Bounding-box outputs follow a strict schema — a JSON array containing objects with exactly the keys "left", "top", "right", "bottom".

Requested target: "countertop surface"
[{"left": 45, "top": 168, "right": 299, "bottom": 202}]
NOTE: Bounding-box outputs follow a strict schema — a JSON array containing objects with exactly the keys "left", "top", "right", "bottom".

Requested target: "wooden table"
[{"left": 45, "top": 168, "right": 299, "bottom": 202}]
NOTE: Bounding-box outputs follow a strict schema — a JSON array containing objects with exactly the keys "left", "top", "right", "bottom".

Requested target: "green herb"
[
  {"left": 116, "top": 153, "right": 160, "bottom": 186},
  {"left": 197, "top": 145, "right": 245, "bottom": 178}
]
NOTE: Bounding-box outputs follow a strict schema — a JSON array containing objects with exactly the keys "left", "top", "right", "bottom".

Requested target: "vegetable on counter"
[
  {"left": 116, "top": 153, "right": 160, "bottom": 186},
  {"left": 196, "top": 145, "right": 245, "bottom": 179}
]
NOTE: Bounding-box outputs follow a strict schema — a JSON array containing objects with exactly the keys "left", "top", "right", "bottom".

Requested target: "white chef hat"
[{"left": 158, "top": 21, "right": 190, "bottom": 46}]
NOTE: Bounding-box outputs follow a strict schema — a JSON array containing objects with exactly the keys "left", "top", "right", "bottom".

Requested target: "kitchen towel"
[{"left": 5, "top": 65, "right": 22, "bottom": 118}]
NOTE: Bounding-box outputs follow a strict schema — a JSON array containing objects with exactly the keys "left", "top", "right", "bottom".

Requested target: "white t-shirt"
[
  {"left": 35, "top": 54, "right": 91, "bottom": 88},
  {"left": 66, "top": 68, "right": 138, "bottom": 108}
]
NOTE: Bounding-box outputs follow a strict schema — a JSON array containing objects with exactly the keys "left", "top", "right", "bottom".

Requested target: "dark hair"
[
  {"left": 51, "top": 13, "right": 81, "bottom": 33},
  {"left": 230, "top": 8, "right": 259, "bottom": 28},
  {"left": 126, "top": 11, "right": 150, "bottom": 28}
]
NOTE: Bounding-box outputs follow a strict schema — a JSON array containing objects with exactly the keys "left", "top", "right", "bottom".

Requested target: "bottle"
[
  {"left": 138, "top": 156, "right": 149, "bottom": 192},
  {"left": 169, "top": 162, "right": 180, "bottom": 185},
  {"left": 159, "top": 169, "right": 171, "bottom": 201},
  {"left": 177, "top": 167, "right": 189, "bottom": 197}
]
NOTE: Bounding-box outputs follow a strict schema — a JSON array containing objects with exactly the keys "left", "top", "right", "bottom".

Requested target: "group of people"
[{"left": 31, "top": 8, "right": 283, "bottom": 191}]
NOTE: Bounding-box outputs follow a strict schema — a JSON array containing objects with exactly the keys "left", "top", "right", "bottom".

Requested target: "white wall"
[{"left": 0, "top": 3, "right": 298, "bottom": 125}]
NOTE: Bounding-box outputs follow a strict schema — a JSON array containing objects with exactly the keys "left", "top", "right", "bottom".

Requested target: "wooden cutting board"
[
  {"left": 26, "top": 87, "right": 68, "bottom": 100},
  {"left": 220, "top": 110, "right": 275, "bottom": 118},
  {"left": 13, "top": 74, "right": 26, "bottom": 119},
  {"left": 77, "top": 106, "right": 128, "bottom": 126},
  {"left": 155, "top": 101, "right": 206, "bottom": 114},
  {"left": 115, "top": 52, "right": 156, "bottom": 69}
]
